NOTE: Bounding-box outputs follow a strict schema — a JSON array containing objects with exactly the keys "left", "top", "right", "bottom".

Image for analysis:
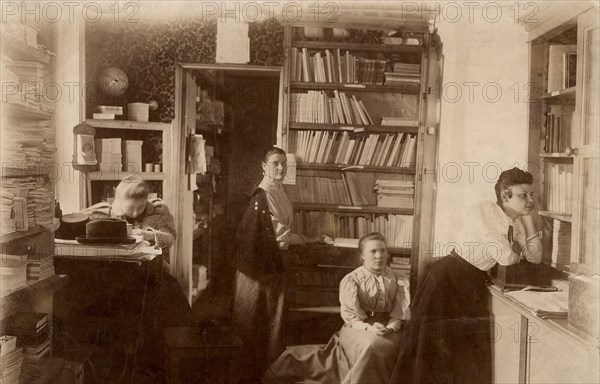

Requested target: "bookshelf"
[
  {"left": 1, "top": 19, "right": 71, "bottom": 382},
  {"left": 82, "top": 120, "right": 171, "bottom": 205},
  {"left": 527, "top": 7, "right": 599, "bottom": 338},
  {"left": 281, "top": 25, "right": 441, "bottom": 314}
]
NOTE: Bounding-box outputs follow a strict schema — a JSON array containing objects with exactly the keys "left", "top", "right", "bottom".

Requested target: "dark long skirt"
[
  {"left": 232, "top": 270, "right": 288, "bottom": 380},
  {"left": 389, "top": 251, "right": 492, "bottom": 384}
]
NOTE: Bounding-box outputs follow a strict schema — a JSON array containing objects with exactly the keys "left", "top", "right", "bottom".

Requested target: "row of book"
[
  {"left": 290, "top": 130, "right": 417, "bottom": 167},
  {"left": 2, "top": 312, "right": 50, "bottom": 369},
  {"left": 543, "top": 112, "right": 571, "bottom": 154},
  {"left": 551, "top": 219, "right": 571, "bottom": 267},
  {"left": 290, "top": 48, "right": 387, "bottom": 84},
  {"left": 290, "top": 91, "right": 374, "bottom": 125},
  {"left": 292, "top": 212, "right": 413, "bottom": 248},
  {"left": 285, "top": 175, "right": 415, "bottom": 209},
  {"left": 546, "top": 163, "right": 573, "bottom": 215},
  {"left": 1, "top": 121, "right": 56, "bottom": 168},
  {"left": 374, "top": 179, "right": 415, "bottom": 209}
]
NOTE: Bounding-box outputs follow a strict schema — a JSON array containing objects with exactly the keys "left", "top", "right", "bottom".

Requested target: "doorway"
[{"left": 172, "top": 64, "right": 282, "bottom": 302}]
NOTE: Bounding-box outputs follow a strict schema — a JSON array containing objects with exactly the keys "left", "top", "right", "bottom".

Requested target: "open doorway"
[{"left": 172, "top": 64, "right": 282, "bottom": 302}]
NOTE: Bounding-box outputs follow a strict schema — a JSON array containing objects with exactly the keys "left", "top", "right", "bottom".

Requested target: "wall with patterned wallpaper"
[{"left": 86, "top": 17, "right": 284, "bottom": 123}]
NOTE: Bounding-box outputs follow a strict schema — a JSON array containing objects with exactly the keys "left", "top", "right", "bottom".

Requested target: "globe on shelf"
[
  {"left": 98, "top": 67, "right": 129, "bottom": 98},
  {"left": 149, "top": 100, "right": 159, "bottom": 110}
]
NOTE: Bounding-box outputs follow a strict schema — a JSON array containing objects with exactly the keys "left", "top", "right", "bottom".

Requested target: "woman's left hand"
[{"left": 133, "top": 228, "right": 155, "bottom": 242}]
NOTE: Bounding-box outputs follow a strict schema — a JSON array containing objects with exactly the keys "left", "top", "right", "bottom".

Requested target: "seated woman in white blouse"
[{"left": 263, "top": 232, "right": 410, "bottom": 384}]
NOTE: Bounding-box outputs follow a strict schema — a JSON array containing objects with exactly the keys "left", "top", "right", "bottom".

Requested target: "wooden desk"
[
  {"left": 53, "top": 252, "right": 163, "bottom": 384},
  {"left": 163, "top": 326, "right": 243, "bottom": 384}
]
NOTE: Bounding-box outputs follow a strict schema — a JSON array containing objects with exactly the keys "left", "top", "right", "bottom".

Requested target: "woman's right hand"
[{"left": 367, "top": 323, "right": 388, "bottom": 337}]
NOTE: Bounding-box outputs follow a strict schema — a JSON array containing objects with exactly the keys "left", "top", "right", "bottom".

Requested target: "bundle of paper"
[
  {"left": 54, "top": 238, "right": 161, "bottom": 260},
  {"left": 504, "top": 289, "right": 568, "bottom": 319}
]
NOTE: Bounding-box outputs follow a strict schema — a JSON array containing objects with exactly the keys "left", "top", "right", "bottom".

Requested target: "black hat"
[
  {"left": 56, "top": 213, "right": 89, "bottom": 240},
  {"left": 76, "top": 218, "right": 136, "bottom": 244}
]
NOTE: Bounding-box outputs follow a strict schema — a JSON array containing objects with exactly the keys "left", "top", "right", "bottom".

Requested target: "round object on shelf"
[
  {"left": 149, "top": 100, "right": 159, "bottom": 110},
  {"left": 98, "top": 67, "right": 129, "bottom": 97}
]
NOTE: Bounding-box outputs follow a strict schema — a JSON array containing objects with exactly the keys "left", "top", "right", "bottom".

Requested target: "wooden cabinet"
[
  {"left": 527, "top": 5, "right": 599, "bottom": 339},
  {"left": 279, "top": 24, "right": 441, "bottom": 313},
  {"left": 489, "top": 288, "right": 599, "bottom": 384}
]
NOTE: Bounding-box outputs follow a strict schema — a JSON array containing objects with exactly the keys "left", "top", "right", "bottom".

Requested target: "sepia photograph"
[{"left": 0, "top": 1, "right": 598, "bottom": 383}]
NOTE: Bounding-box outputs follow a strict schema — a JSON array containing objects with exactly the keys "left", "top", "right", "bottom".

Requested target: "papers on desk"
[
  {"left": 504, "top": 289, "right": 569, "bottom": 319},
  {"left": 54, "top": 238, "right": 161, "bottom": 261}
]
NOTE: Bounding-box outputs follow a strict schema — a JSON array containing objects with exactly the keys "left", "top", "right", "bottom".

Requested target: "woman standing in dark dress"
[
  {"left": 231, "top": 147, "right": 325, "bottom": 382},
  {"left": 390, "top": 167, "right": 543, "bottom": 384}
]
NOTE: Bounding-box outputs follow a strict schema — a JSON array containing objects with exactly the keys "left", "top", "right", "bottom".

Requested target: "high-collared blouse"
[
  {"left": 339, "top": 266, "right": 410, "bottom": 332},
  {"left": 456, "top": 201, "right": 542, "bottom": 271},
  {"left": 258, "top": 176, "right": 300, "bottom": 249}
]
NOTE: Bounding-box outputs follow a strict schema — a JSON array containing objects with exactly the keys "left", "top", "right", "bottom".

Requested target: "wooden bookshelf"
[
  {"left": 539, "top": 210, "right": 572, "bottom": 222},
  {"left": 290, "top": 81, "right": 421, "bottom": 94},
  {"left": 283, "top": 23, "right": 440, "bottom": 315},
  {"left": 85, "top": 119, "right": 169, "bottom": 131},
  {"left": 289, "top": 122, "right": 419, "bottom": 133},
  {"left": 0, "top": 225, "right": 47, "bottom": 244},
  {"left": 293, "top": 203, "right": 413, "bottom": 215}
]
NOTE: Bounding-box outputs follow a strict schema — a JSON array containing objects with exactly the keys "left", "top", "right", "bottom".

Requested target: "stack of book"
[
  {"left": 389, "top": 255, "right": 411, "bottom": 274},
  {"left": 0, "top": 335, "right": 23, "bottom": 384},
  {"left": 290, "top": 48, "right": 387, "bottom": 84},
  {"left": 385, "top": 62, "right": 421, "bottom": 85},
  {"left": 380, "top": 116, "right": 419, "bottom": 127},
  {"left": 374, "top": 180, "right": 414, "bottom": 209},
  {"left": 1, "top": 189, "right": 16, "bottom": 236},
  {"left": 551, "top": 219, "right": 571, "bottom": 267},
  {"left": 3, "top": 313, "right": 50, "bottom": 367},
  {"left": 95, "top": 138, "right": 123, "bottom": 172},
  {"left": 93, "top": 105, "right": 123, "bottom": 120},
  {"left": 0, "top": 260, "right": 27, "bottom": 297}
]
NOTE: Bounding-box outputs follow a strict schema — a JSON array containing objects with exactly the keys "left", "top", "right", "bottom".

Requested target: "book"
[{"left": 92, "top": 113, "right": 116, "bottom": 120}]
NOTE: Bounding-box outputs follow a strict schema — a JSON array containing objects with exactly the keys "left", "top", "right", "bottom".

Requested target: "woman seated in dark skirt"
[
  {"left": 263, "top": 232, "right": 410, "bottom": 384},
  {"left": 390, "top": 167, "right": 543, "bottom": 384}
]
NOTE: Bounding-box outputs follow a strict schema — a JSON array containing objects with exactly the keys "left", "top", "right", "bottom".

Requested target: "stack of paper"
[
  {"left": 504, "top": 290, "right": 568, "bottom": 319},
  {"left": 0, "top": 261, "right": 27, "bottom": 297},
  {"left": 54, "top": 238, "right": 161, "bottom": 260},
  {"left": 374, "top": 179, "right": 414, "bottom": 209},
  {"left": 1, "top": 189, "right": 16, "bottom": 236},
  {"left": 0, "top": 335, "right": 23, "bottom": 384}
]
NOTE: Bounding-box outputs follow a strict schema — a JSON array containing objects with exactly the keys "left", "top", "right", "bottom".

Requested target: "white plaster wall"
[{"left": 433, "top": 12, "right": 530, "bottom": 255}]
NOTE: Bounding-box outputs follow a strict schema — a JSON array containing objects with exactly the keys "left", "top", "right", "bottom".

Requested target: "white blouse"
[
  {"left": 339, "top": 266, "right": 410, "bottom": 331},
  {"left": 258, "top": 176, "right": 301, "bottom": 249},
  {"left": 456, "top": 201, "right": 542, "bottom": 271}
]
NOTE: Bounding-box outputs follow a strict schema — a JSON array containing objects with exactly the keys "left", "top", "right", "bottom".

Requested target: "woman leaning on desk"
[
  {"left": 389, "top": 167, "right": 543, "bottom": 384},
  {"left": 231, "top": 146, "right": 328, "bottom": 382}
]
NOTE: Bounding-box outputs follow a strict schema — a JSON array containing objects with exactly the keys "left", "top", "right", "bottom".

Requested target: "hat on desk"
[
  {"left": 76, "top": 218, "right": 136, "bottom": 244},
  {"left": 55, "top": 213, "right": 89, "bottom": 240}
]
